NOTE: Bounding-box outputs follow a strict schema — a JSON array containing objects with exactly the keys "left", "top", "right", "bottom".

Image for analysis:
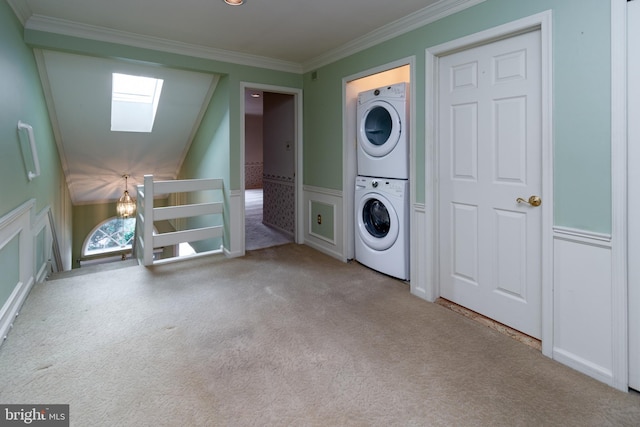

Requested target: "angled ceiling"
[
  {"left": 39, "top": 50, "right": 218, "bottom": 204},
  {"left": 8, "top": 0, "right": 482, "bottom": 205}
]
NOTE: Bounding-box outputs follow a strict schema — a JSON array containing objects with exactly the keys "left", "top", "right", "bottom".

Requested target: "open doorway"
[{"left": 244, "top": 88, "right": 296, "bottom": 251}]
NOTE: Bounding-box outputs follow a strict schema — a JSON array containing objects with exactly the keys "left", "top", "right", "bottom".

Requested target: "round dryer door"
[
  {"left": 358, "top": 100, "right": 402, "bottom": 158},
  {"left": 357, "top": 193, "right": 399, "bottom": 251}
]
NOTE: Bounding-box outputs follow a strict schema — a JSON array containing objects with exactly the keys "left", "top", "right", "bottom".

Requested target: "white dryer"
[
  {"left": 354, "top": 175, "right": 409, "bottom": 281},
  {"left": 357, "top": 82, "right": 409, "bottom": 180}
]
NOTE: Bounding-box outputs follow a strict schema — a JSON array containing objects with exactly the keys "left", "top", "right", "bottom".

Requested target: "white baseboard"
[
  {"left": 0, "top": 277, "right": 34, "bottom": 342},
  {"left": 553, "top": 347, "right": 614, "bottom": 386},
  {"left": 224, "top": 247, "right": 243, "bottom": 258},
  {"left": 304, "top": 238, "right": 344, "bottom": 261}
]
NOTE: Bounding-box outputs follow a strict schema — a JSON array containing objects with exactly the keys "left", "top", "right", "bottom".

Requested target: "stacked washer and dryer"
[{"left": 354, "top": 82, "right": 410, "bottom": 281}]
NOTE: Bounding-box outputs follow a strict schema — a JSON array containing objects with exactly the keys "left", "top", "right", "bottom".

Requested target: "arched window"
[{"left": 83, "top": 217, "right": 136, "bottom": 256}]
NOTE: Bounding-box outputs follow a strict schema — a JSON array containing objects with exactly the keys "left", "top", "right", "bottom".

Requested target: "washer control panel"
[{"left": 355, "top": 176, "right": 406, "bottom": 197}]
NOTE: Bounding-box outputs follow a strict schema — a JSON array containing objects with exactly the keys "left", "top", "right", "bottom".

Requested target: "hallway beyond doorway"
[{"left": 245, "top": 189, "right": 293, "bottom": 251}]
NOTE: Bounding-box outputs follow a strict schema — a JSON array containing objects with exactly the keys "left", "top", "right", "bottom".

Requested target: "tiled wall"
[
  {"left": 263, "top": 176, "right": 294, "bottom": 234},
  {"left": 245, "top": 162, "right": 263, "bottom": 189}
]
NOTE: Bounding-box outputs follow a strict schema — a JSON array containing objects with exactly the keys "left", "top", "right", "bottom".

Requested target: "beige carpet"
[{"left": 1, "top": 244, "right": 639, "bottom": 426}]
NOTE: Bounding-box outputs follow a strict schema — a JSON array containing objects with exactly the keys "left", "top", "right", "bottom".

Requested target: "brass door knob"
[{"left": 516, "top": 195, "right": 541, "bottom": 207}]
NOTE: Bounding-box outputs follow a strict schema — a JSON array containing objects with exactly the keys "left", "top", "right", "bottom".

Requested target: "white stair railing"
[{"left": 135, "top": 174, "right": 224, "bottom": 266}]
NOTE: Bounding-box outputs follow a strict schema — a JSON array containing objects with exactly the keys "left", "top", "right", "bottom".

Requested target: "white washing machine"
[
  {"left": 357, "top": 82, "right": 409, "bottom": 180},
  {"left": 354, "top": 175, "right": 409, "bottom": 281}
]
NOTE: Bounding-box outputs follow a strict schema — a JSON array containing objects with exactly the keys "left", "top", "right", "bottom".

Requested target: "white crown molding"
[
  {"left": 6, "top": 0, "right": 31, "bottom": 26},
  {"left": 19, "top": 1, "right": 484, "bottom": 75},
  {"left": 24, "top": 14, "right": 303, "bottom": 74},
  {"left": 302, "top": 0, "right": 486, "bottom": 72}
]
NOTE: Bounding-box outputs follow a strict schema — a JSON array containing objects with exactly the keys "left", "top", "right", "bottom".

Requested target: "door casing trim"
[
  {"left": 425, "top": 10, "right": 554, "bottom": 356},
  {"left": 611, "top": 0, "right": 629, "bottom": 392},
  {"left": 239, "top": 82, "right": 304, "bottom": 255}
]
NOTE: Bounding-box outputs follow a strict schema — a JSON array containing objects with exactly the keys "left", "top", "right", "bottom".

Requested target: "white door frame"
[
  {"left": 612, "top": 0, "right": 629, "bottom": 392},
  {"left": 425, "top": 11, "right": 554, "bottom": 356},
  {"left": 239, "top": 82, "right": 304, "bottom": 255}
]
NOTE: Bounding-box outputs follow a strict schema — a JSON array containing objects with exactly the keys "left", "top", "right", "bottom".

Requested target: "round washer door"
[
  {"left": 358, "top": 100, "right": 402, "bottom": 158},
  {"left": 357, "top": 192, "right": 399, "bottom": 251}
]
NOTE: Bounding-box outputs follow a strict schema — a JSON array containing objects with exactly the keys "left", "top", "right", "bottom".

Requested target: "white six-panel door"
[{"left": 438, "top": 30, "right": 542, "bottom": 339}]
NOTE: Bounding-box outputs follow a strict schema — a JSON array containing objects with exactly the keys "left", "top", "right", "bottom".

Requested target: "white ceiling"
[
  {"left": 7, "top": 0, "right": 479, "bottom": 205},
  {"left": 11, "top": 0, "right": 444, "bottom": 66}
]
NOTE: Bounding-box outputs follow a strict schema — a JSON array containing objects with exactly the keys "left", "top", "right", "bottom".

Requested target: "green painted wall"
[
  {"left": 303, "top": 0, "right": 611, "bottom": 234},
  {"left": 179, "top": 76, "right": 230, "bottom": 252},
  {"left": 0, "top": 4, "right": 68, "bottom": 218},
  {"left": 0, "top": 2, "right": 70, "bottom": 306}
]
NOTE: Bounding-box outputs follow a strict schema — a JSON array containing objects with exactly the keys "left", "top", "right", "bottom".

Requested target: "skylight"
[{"left": 111, "top": 73, "right": 164, "bottom": 132}]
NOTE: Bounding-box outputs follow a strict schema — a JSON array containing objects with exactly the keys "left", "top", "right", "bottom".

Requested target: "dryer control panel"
[{"left": 358, "top": 82, "right": 408, "bottom": 105}]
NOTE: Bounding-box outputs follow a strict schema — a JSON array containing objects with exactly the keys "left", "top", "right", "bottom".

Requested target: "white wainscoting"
[
  {"left": 226, "top": 190, "right": 243, "bottom": 258},
  {"left": 32, "top": 205, "right": 53, "bottom": 283},
  {"left": 552, "top": 227, "right": 615, "bottom": 386},
  {"left": 411, "top": 204, "right": 430, "bottom": 300},
  {"left": 0, "top": 199, "right": 52, "bottom": 345},
  {"left": 303, "top": 186, "right": 344, "bottom": 261}
]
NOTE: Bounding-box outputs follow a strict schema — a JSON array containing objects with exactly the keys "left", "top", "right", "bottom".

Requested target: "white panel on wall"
[
  {"left": 553, "top": 235, "right": 613, "bottom": 384},
  {"left": 411, "top": 204, "right": 429, "bottom": 300},
  {"left": 303, "top": 186, "right": 343, "bottom": 261},
  {"left": 227, "top": 190, "right": 243, "bottom": 258},
  {"left": 0, "top": 200, "right": 37, "bottom": 346}
]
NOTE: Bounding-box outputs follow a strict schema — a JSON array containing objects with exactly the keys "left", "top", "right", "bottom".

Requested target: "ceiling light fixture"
[
  {"left": 224, "top": 0, "right": 244, "bottom": 5},
  {"left": 116, "top": 175, "right": 136, "bottom": 219}
]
